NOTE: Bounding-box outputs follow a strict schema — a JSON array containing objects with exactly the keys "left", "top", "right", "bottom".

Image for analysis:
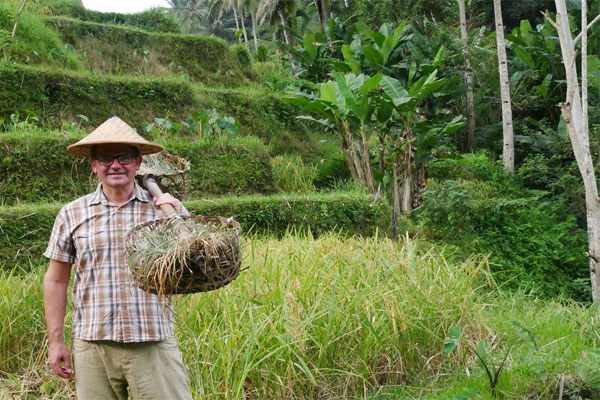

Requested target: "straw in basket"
[{"left": 126, "top": 151, "right": 242, "bottom": 296}]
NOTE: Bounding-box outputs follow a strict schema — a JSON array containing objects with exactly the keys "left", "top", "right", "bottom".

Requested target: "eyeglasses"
[{"left": 94, "top": 153, "right": 136, "bottom": 166}]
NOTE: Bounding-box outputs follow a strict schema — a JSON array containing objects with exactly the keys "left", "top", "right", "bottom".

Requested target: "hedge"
[
  {"left": 0, "top": 63, "right": 196, "bottom": 128},
  {"left": 0, "top": 131, "right": 275, "bottom": 204},
  {"left": 45, "top": 17, "right": 251, "bottom": 85},
  {"left": 0, "top": 192, "right": 390, "bottom": 269},
  {"left": 44, "top": 2, "right": 180, "bottom": 33}
]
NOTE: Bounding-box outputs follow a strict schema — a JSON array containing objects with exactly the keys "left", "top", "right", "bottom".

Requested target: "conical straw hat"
[{"left": 67, "top": 116, "right": 163, "bottom": 157}]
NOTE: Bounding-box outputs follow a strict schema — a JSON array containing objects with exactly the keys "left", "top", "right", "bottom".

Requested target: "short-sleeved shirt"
[{"left": 44, "top": 183, "right": 187, "bottom": 343}]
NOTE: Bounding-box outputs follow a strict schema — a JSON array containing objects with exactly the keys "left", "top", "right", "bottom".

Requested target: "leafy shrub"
[
  {"left": 0, "top": 192, "right": 390, "bottom": 269},
  {"left": 0, "top": 130, "right": 275, "bottom": 204},
  {"left": 144, "top": 109, "right": 240, "bottom": 141},
  {"left": 0, "top": 4, "right": 79, "bottom": 69},
  {"left": 46, "top": 16, "right": 249, "bottom": 85},
  {"left": 195, "top": 86, "right": 307, "bottom": 138},
  {"left": 230, "top": 43, "right": 252, "bottom": 66},
  {"left": 517, "top": 153, "right": 584, "bottom": 220},
  {"left": 271, "top": 154, "right": 317, "bottom": 192},
  {"left": 428, "top": 152, "right": 512, "bottom": 184},
  {"left": 255, "top": 45, "right": 268, "bottom": 62},
  {"left": 417, "top": 178, "right": 588, "bottom": 300},
  {"left": 254, "top": 61, "right": 296, "bottom": 92}
]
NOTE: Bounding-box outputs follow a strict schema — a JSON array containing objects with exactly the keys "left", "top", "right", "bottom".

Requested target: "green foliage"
[
  {"left": 0, "top": 193, "right": 390, "bottom": 269},
  {"left": 44, "top": 1, "right": 180, "bottom": 33},
  {"left": 428, "top": 153, "right": 512, "bottom": 184},
  {"left": 144, "top": 109, "right": 240, "bottom": 141},
  {"left": 0, "top": 4, "right": 79, "bottom": 68},
  {"left": 195, "top": 87, "right": 307, "bottom": 139},
  {"left": 0, "top": 63, "right": 196, "bottom": 129},
  {"left": 254, "top": 61, "right": 296, "bottom": 92},
  {"left": 417, "top": 156, "right": 588, "bottom": 300},
  {"left": 0, "top": 130, "right": 275, "bottom": 205},
  {"left": 163, "top": 136, "right": 275, "bottom": 197},
  {"left": 332, "top": 0, "right": 452, "bottom": 27},
  {"left": 271, "top": 154, "right": 318, "bottom": 193},
  {"left": 230, "top": 43, "right": 252, "bottom": 67},
  {"left": 471, "top": 0, "right": 555, "bottom": 29},
  {"left": 46, "top": 16, "right": 250, "bottom": 85}
]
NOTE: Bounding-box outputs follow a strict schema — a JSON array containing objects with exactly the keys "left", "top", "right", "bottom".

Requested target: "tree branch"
[
  {"left": 543, "top": 11, "right": 559, "bottom": 30},
  {"left": 575, "top": 14, "right": 600, "bottom": 44}
]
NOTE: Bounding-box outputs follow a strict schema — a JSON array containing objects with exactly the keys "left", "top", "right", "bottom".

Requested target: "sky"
[{"left": 81, "top": 0, "right": 172, "bottom": 14}]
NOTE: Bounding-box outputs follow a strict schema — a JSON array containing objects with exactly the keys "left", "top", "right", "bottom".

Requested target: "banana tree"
[
  {"left": 287, "top": 72, "right": 383, "bottom": 193},
  {"left": 377, "top": 64, "right": 449, "bottom": 237},
  {"left": 340, "top": 21, "right": 409, "bottom": 75}
]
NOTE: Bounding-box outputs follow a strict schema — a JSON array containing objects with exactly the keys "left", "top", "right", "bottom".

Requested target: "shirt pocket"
[{"left": 73, "top": 230, "right": 108, "bottom": 266}]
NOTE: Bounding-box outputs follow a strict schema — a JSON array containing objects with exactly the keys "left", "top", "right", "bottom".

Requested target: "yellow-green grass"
[{"left": 1, "top": 234, "right": 598, "bottom": 399}]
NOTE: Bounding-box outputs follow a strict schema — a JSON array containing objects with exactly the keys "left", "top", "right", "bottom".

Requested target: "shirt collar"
[{"left": 89, "top": 182, "right": 151, "bottom": 205}]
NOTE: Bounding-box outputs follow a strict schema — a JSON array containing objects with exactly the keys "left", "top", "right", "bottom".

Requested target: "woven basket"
[{"left": 126, "top": 216, "right": 242, "bottom": 295}]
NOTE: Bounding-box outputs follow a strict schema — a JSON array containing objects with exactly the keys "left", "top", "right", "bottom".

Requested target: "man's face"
[{"left": 90, "top": 144, "right": 142, "bottom": 190}]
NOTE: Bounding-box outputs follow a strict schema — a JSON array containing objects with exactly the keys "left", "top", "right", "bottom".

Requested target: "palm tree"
[
  {"left": 256, "top": 0, "right": 296, "bottom": 45},
  {"left": 167, "top": 0, "right": 206, "bottom": 32},
  {"left": 209, "top": 0, "right": 250, "bottom": 44}
]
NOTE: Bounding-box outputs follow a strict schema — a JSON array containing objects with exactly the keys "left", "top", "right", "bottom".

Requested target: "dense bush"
[
  {"left": 0, "top": 63, "right": 195, "bottom": 128},
  {"left": 0, "top": 4, "right": 79, "bottom": 69},
  {"left": 230, "top": 44, "right": 252, "bottom": 67},
  {"left": 428, "top": 152, "right": 511, "bottom": 183},
  {"left": 44, "top": 1, "right": 180, "bottom": 33},
  {"left": 0, "top": 130, "right": 275, "bottom": 204},
  {"left": 417, "top": 157, "right": 589, "bottom": 300},
  {"left": 0, "top": 192, "right": 390, "bottom": 269},
  {"left": 46, "top": 17, "right": 249, "bottom": 85}
]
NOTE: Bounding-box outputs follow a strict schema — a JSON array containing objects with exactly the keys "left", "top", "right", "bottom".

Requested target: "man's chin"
[{"left": 103, "top": 175, "right": 132, "bottom": 187}]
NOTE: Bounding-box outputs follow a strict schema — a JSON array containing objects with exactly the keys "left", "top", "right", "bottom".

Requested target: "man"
[{"left": 43, "top": 116, "right": 193, "bottom": 399}]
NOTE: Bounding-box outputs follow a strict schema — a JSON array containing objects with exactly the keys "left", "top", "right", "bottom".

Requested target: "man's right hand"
[{"left": 48, "top": 341, "right": 73, "bottom": 379}]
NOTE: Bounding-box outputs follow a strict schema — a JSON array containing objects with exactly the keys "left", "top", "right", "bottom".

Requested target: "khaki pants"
[{"left": 73, "top": 337, "right": 192, "bottom": 400}]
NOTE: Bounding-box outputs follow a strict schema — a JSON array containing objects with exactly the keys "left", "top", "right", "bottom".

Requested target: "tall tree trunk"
[
  {"left": 232, "top": 6, "right": 242, "bottom": 43},
  {"left": 582, "top": 0, "right": 588, "bottom": 140},
  {"left": 458, "top": 0, "right": 476, "bottom": 151},
  {"left": 315, "top": 0, "right": 329, "bottom": 32},
  {"left": 493, "top": 0, "right": 514, "bottom": 173},
  {"left": 359, "top": 125, "right": 376, "bottom": 193},
  {"left": 250, "top": 11, "right": 259, "bottom": 52},
  {"left": 342, "top": 121, "right": 366, "bottom": 185},
  {"left": 239, "top": 7, "right": 249, "bottom": 44},
  {"left": 552, "top": 0, "right": 600, "bottom": 301},
  {"left": 391, "top": 154, "right": 401, "bottom": 241},
  {"left": 400, "top": 128, "right": 414, "bottom": 215},
  {"left": 278, "top": 9, "right": 290, "bottom": 45},
  {"left": 341, "top": 129, "right": 360, "bottom": 181}
]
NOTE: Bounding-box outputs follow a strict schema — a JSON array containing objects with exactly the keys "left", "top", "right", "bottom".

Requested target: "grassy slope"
[{"left": 1, "top": 236, "right": 598, "bottom": 399}]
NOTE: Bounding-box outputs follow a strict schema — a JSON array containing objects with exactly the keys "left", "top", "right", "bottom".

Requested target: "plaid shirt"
[{"left": 44, "top": 183, "right": 187, "bottom": 342}]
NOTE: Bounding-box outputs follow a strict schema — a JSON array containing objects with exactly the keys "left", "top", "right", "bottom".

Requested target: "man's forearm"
[{"left": 44, "top": 278, "right": 68, "bottom": 344}]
